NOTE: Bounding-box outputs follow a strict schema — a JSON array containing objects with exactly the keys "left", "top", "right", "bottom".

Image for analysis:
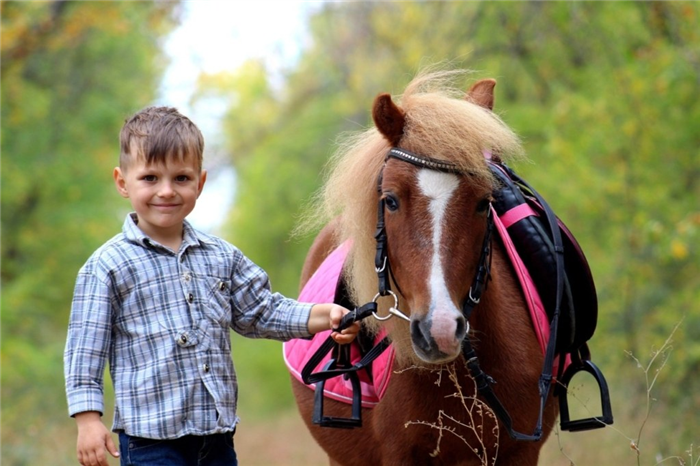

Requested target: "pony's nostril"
[
  {"left": 410, "top": 318, "right": 422, "bottom": 339},
  {"left": 455, "top": 316, "right": 467, "bottom": 340},
  {"left": 410, "top": 318, "right": 432, "bottom": 352}
]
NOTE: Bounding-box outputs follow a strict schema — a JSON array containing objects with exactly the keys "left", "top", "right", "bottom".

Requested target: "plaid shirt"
[{"left": 64, "top": 214, "right": 313, "bottom": 439}]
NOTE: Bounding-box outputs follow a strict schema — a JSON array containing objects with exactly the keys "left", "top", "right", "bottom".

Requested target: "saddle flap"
[{"left": 490, "top": 161, "right": 598, "bottom": 355}]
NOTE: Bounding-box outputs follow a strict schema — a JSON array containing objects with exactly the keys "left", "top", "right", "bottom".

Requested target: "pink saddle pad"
[
  {"left": 283, "top": 242, "right": 394, "bottom": 407},
  {"left": 493, "top": 206, "right": 570, "bottom": 373}
]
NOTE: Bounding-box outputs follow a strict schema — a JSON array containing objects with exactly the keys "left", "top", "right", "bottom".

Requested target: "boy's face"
[{"left": 113, "top": 153, "right": 207, "bottom": 243}]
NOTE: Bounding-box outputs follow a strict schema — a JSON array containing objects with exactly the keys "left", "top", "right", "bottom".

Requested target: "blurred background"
[{"left": 2, "top": 2, "right": 699, "bottom": 465}]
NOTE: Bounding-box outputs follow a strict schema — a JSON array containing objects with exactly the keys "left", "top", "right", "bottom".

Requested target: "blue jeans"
[{"left": 118, "top": 432, "right": 237, "bottom": 466}]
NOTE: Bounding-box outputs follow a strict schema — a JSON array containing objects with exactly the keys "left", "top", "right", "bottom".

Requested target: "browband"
[{"left": 387, "top": 148, "right": 462, "bottom": 174}]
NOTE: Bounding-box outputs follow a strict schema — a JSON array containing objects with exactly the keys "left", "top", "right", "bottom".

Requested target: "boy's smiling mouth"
[{"left": 151, "top": 203, "right": 181, "bottom": 210}]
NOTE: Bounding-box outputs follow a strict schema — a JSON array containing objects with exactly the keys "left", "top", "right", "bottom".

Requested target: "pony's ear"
[
  {"left": 466, "top": 78, "right": 496, "bottom": 111},
  {"left": 372, "top": 93, "right": 405, "bottom": 146}
]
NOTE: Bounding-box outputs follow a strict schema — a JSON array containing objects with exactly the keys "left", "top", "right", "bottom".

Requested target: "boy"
[{"left": 64, "top": 106, "right": 358, "bottom": 466}]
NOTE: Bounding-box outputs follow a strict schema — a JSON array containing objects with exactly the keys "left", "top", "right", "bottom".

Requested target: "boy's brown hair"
[{"left": 119, "top": 106, "right": 204, "bottom": 171}]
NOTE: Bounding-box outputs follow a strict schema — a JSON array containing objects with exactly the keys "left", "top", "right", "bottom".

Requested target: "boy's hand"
[
  {"left": 329, "top": 305, "right": 361, "bottom": 345},
  {"left": 75, "top": 411, "right": 119, "bottom": 466}
]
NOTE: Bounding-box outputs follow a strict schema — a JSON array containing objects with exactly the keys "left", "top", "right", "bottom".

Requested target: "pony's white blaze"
[{"left": 417, "top": 170, "right": 462, "bottom": 354}]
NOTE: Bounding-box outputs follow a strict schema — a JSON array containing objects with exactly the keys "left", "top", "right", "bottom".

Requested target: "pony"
[{"left": 290, "top": 70, "right": 558, "bottom": 465}]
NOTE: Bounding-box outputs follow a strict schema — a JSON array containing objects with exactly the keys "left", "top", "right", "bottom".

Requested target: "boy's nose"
[{"left": 158, "top": 182, "right": 176, "bottom": 197}]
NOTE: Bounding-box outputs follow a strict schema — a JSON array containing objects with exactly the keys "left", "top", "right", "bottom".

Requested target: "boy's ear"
[
  {"left": 197, "top": 169, "right": 207, "bottom": 198},
  {"left": 113, "top": 167, "right": 129, "bottom": 198}
]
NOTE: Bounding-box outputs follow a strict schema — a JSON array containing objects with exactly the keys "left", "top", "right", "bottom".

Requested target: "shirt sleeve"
[
  {"left": 229, "top": 253, "right": 313, "bottom": 341},
  {"left": 64, "top": 263, "right": 113, "bottom": 417}
]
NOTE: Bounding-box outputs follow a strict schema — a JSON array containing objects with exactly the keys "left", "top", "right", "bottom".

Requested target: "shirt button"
[
  {"left": 187, "top": 293, "right": 194, "bottom": 303},
  {"left": 203, "top": 363, "right": 210, "bottom": 373},
  {"left": 218, "top": 281, "right": 227, "bottom": 291},
  {"left": 183, "top": 272, "right": 191, "bottom": 282},
  {"left": 178, "top": 333, "right": 188, "bottom": 345}
]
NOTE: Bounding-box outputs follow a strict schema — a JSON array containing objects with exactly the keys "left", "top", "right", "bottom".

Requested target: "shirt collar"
[{"left": 123, "top": 213, "right": 214, "bottom": 250}]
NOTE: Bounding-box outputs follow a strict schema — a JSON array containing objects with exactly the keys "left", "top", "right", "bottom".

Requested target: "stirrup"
[
  {"left": 312, "top": 359, "right": 362, "bottom": 429},
  {"left": 558, "top": 359, "right": 613, "bottom": 431}
]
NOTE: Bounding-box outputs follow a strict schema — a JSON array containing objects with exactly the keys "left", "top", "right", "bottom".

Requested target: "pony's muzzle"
[{"left": 410, "top": 312, "right": 467, "bottom": 363}]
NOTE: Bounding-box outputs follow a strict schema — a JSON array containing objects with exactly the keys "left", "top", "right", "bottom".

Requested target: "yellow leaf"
[{"left": 670, "top": 239, "right": 689, "bottom": 260}]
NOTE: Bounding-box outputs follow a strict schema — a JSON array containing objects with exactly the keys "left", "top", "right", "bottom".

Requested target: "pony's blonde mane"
[{"left": 300, "top": 69, "right": 523, "bottom": 323}]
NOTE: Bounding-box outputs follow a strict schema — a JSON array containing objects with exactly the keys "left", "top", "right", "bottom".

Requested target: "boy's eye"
[
  {"left": 143, "top": 175, "right": 157, "bottom": 182},
  {"left": 175, "top": 175, "right": 190, "bottom": 182}
]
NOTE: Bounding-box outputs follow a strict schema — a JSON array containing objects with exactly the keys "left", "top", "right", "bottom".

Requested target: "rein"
[{"left": 303, "top": 147, "right": 550, "bottom": 440}]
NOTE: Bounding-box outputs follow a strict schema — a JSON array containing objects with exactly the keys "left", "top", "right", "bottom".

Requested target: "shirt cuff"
[
  {"left": 67, "top": 387, "right": 105, "bottom": 418},
  {"left": 285, "top": 301, "right": 315, "bottom": 340}
]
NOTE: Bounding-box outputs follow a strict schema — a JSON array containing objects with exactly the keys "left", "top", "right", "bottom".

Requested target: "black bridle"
[
  {"left": 303, "top": 147, "right": 547, "bottom": 440},
  {"left": 379, "top": 148, "right": 546, "bottom": 441},
  {"left": 374, "top": 148, "right": 493, "bottom": 317}
]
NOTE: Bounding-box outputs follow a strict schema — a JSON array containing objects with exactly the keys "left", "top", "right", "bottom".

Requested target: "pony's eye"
[
  {"left": 476, "top": 197, "right": 491, "bottom": 213},
  {"left": 384, "top": 194, "right": 400, "bottom": 212}
]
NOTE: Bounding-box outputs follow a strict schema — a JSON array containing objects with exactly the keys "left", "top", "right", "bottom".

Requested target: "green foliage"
[{"left": 231, "top": 335, "right": 295, "bottom": 419}]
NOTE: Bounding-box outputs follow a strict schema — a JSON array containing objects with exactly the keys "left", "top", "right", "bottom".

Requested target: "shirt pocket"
[{"left": 203, "top": 275, "right": 233, "bottom": 326}]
